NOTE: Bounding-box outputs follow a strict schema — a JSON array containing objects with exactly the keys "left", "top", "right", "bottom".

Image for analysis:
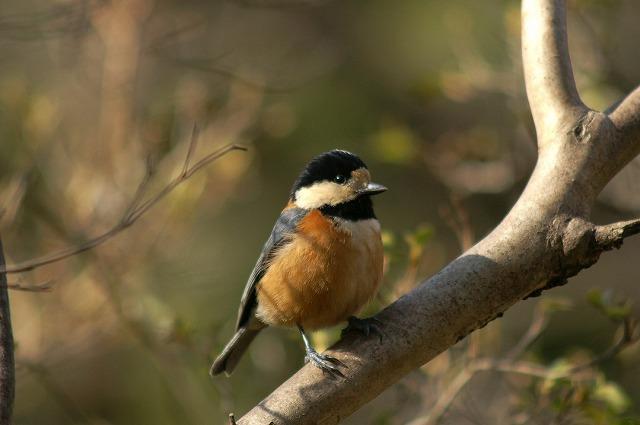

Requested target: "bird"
[{"left": 209, "top": 149, "right": 386, "bottom": 377}]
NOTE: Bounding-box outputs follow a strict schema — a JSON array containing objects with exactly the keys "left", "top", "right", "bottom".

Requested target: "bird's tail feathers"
[{"left": 210, "top": 327, "right": 262, "bottom": 376}]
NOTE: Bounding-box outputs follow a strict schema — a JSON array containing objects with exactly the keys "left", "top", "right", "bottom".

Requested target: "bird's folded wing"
[{"left": 235, "top": 206, "right": 308, "bottom": 330}]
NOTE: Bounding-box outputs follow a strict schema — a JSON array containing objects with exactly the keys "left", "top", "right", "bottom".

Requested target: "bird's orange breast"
[{"left": 255, "top": 210, "right": 383, "bottom": 330}]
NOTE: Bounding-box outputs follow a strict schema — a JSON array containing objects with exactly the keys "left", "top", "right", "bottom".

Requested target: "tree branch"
[
  {"left": 522, "top": 0, "right": 587, "bottom": 143},
  {"left": 610, "top": 86, "right": 640, "bottom": 130},
  {"left": 0, "top": 241, "right": 14, "bottom": 424},
  {"left": 609, "top": 85, "right": 640, "bottom": 163},
  {"left": 595, "top": 218, "right": 640, "bottom": 251},
  {"left": 238, "top": 1, "right": 640, "bottom": 424},
  {"left": 0, "top": 139, "right": 246, "bottom": 276}
]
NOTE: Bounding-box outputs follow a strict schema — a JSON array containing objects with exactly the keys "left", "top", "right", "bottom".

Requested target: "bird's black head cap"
[{"left": 290, "top": 150, "right": 367, "bottom": 197}]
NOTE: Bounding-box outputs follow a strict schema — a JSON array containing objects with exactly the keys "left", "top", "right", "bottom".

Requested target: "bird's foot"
[
  {"left": 304, "top": 348, "right": 346, "bottom": 379},
  {"left": 341, "top": 316, "right": 384, "bottom": 342}
]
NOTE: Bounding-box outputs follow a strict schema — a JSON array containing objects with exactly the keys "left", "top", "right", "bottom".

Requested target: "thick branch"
[
  {"left": 0, "top": 241, "right": 14, "bottom": 424},
  {"left": 610, "top": 86, "right": 640, "bottom": 129},
  {"left": 237, "top": 0, "right": 640, "bottom": 423},
  {"left": 609, "top": 86, "right": 640, "bottom": 162},
  {"left": 522, "top": 0, "right": 587, "bottom": 142}
]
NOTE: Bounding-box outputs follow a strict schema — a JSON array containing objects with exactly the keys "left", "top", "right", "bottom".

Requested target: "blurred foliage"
[{"left": 0, "top": 0, "right": 638, "bottom": 424}]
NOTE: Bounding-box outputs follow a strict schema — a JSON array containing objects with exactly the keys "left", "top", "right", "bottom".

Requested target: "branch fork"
[{"left": 238, "top": 0, "right": 640, "bottom": 423}]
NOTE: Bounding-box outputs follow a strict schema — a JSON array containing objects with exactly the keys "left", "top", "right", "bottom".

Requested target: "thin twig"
[
  {"left": 182, "top": 124, "right": 199, "bottom": 176},
  {"left": 595, "top": 218, "right": 640, "bottom": 250},
  {"left": 90, "top": 257, "right": 198, "bottom": 425},
  {"left": 19, "top": 361, "right": 89, "bottom": 424},
  {"left": 0, "top": 174, "right": 28, "bottom": 230},
  {"left": 568, "top": 317, "right": 636, "bottom": 374},
  {"left": 440, "top": 196, "right": 474, "bottom": 252},
  {"left": 505, "top": 303, "right": 549, "bottom": 360},
  {"left": 0, "top": 141, "right": 246, "bottom": 275},
  {"left": 4, "top": 280, "right": 53, "bottom": 292},
  {"left": 122, "top": 155, "right": 155, "bottom": 224},
  {"left": 412, "top": 317, "right": 637, "bottom": 425}
]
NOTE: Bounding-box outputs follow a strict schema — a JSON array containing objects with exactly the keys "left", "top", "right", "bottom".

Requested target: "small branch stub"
[
  {"left": 238, "top": 0, "right": 640, "bottom": 423},
  {"left": 595, "top": 219, "right": 640, "bottom": 250}
]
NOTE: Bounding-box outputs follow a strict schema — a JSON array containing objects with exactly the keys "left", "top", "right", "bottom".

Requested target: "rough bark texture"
[
  {"left": 238, "top": 0, "right": 640, "bottom": 423},
  {"left": 0, "top": 240, "right": 14, "bottom": 424}
]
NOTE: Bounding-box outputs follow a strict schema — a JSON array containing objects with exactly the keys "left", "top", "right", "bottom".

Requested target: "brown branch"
[
  {"left": 522, "top": 0, "right": 587, "bottom": 144},
  {"left": 594, "top": 218, "right": 640, "bottom": 250},
  {"left": 0, "top": 240, "right": 14, "bottom": 424},
  {"left": 0, "top": 173, "right": 28, "bottom": 230},
  {"left": 505, "top": 302, "right": 549, "bottom": 361},
  {"left": 609, "top": 85, "right": 640, "bottom": 144},
  {"left": 0, "top": 140, "right": 246, "bottom": 275},
  {"left": 4, "top": 279, "right": 53, "bottom": 292},
  {"left": 238, "top": 0, "right": 640, "bottom": 423},
  {"left": 569, "top": 317, "right": 637, "bottom": 374},
  {"left": 439, "top": 196, "right": 474, "bottom": 252}
]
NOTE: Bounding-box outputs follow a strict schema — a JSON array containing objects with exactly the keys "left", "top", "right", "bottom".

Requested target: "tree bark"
[
  {"left": 0, "top": 240, "right": 15, "bottom": 424},
  {"left": 238, "top": 0, "right": 640, "bottom": 423}
]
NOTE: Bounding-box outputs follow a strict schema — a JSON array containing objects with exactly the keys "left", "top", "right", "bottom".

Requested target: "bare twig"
[
  {"left": 90, "top": 257, "right": 198, "bottom": 425},
  {"left": 4, "top": 279, "right": 53, "bottom": 292},
  {"left": 411, "top": 317, "right": 637, "bottom": 425},
  {"left": 19, "top": 361, "right": 88, "bottom": 424},
  {"left": 151, "top": 51, "right": 291, "bottom": 94},
  {"left": 0, "top": 174, "right": 28, "bottom": 230},
  {"left": 569, "top": 317, "right": 636, "bottom": 374},
  {"left": 440, "top": 196, "right": 474, "bottom": 252},
  {"left": 505, "top": 303, "right": 549, "bottom": 360},
  {"left": 182, "top": 124, "right": 200, "bottom": 176},
  {"left": 595, "top": 218, "right": 640, "bottom": 250},
  {"left": 0, "top": 140, "right": 246, "bottom": 275}
]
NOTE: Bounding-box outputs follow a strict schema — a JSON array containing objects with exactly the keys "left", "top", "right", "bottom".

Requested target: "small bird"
[{"left": 210, "top": 150, "right": 386, "bottom": 377}]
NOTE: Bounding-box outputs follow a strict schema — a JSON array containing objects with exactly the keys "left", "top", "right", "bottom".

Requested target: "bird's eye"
[{"left": 333, "top": 174, "right": 346, "bottom": 184}]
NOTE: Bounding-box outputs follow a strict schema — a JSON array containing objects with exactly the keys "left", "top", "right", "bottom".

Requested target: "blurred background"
[{"left": 0, "top": 0, "right": 639, "bottom": 423}]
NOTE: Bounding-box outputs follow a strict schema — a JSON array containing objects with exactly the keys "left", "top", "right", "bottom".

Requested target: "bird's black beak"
[{"left": 358, "top": 182, "right": 387, "bottom": 196}]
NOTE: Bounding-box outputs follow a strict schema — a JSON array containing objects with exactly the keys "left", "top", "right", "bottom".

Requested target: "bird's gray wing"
[{"left": 235, "top": 206, "right": 307, "bottom": 330}]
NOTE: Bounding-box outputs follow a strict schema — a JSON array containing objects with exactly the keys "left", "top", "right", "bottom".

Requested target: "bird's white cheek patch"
[{"left": 294, "top": 181, "right": 355, "bottom": 209}]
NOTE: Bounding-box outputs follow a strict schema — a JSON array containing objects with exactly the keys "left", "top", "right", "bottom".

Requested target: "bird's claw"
[
  {"left": 341, "top": 316, "right": 384, "bottom": 342},
  {"left": 304, "top": 349, "right": 346, "bottom": 379}
]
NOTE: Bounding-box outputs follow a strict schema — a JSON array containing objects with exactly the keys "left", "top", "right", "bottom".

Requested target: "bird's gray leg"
[
  {"left": 341, "top": 316, "right": 384, "bottom": 342},
  {"left": 297, "top": 325, "right": 345, "bottom": 378}
]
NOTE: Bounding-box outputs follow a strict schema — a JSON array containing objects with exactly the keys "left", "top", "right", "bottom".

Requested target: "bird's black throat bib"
[{"left": 319, "top": 195, "right": 376, "bottom": 221}]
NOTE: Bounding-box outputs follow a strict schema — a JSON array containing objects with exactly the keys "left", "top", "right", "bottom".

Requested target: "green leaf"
[
  {"left": 541, "top": 297, "right": 574, "bottom": 313},
  {"left": 593, "top": 382, "right": 631, "bottom": 414},
  {"left": 381, "top": 230, "right": 396, "bottom": 251},
  {"left": 604, "top": 304, "right": 632, "bottom": 321},
  {"left": 586, "top": 288, "right": 633, "bottom": 321},
  {"left": 587, "top": 288, "right": 605, "bottom": 309},
  {"left": 413, "top": 224, "right": 434, "bottom": 246}
]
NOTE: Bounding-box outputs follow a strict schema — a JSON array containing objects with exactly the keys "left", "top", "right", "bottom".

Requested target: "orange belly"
[{"left": 255, "top": 211, "right": 383, "bottom": 330}]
